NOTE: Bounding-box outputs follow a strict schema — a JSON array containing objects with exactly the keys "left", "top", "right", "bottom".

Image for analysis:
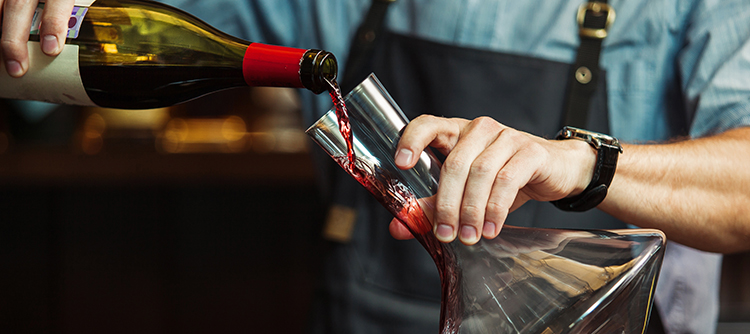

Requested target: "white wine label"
[
  {"left": 0, "top": 42, "right": 96, "bottom": 106},
  {"left": 31, "top": 4, "right": 89, "bottom": 39},
  {"left": 75, "top": 0, "right": 97, "bottom": 6},
  {"left": 39, "top": 0, "right": 96, "bottom": 6}
]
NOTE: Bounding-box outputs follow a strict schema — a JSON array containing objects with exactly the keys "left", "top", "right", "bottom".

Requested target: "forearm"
[{"left": 600, "top": 127, "right": 750, "bottom": 253}]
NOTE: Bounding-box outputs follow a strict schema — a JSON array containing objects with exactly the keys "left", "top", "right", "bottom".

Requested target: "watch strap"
[{"left": 552, "top": 137, "right": 620, "bottom": 212}]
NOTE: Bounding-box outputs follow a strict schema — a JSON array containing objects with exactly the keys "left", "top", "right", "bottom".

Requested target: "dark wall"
[
  {"left": 0, "top": 88, "right": 331, "bottom": 334},
  {"left": 0, "top": 184, "right": 326, "bottom": 334}
]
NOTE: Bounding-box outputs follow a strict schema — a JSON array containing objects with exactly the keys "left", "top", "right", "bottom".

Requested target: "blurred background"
[
  {"left": 0, "top": 87, "right": 327, "bottom": 333},
  {"left": 0, "top": 87, "right": 749, "bottom": 333}
]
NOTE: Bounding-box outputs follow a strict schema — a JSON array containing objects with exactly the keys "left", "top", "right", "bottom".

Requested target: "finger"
[
  {"left": 434, "top": 117, "right": 502, "bottom": 244},
  {"left": 485, "top": 144, "right": 546, "bottom": 235},
  {"left": 2, "top": 0, "right": 38, "bottom": 77},
  {"left": 395, "top": 115, "right": 465, "bottom": 170},
  {"left": 389, "top": 218, "right": 416, "bottom": 240},
  {"left": 461, "top": 130, "right": 520, "bottom": 241},
  {"left": 39, "top": 0, "right": 76, "bottom": 56}
]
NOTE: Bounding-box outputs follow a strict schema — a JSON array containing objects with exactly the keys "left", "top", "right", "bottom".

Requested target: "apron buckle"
[{"left": 577, "top": 2, "right": 616, "bottom": 39}]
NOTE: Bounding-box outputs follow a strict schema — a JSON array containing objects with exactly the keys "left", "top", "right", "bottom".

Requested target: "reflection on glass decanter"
[
  {"left": 451, "top": 226, "right": 663, "bottom": 334},
  {"left": 306, "top": 74, "right": 665, "bottom": 334}
]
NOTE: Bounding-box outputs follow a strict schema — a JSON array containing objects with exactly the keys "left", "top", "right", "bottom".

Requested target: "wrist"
[{"left": 567, "top": 139, "right": 599, "bottom": 197}]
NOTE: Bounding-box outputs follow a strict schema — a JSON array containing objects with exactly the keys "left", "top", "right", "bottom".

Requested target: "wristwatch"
[{"left": 551, "top": 126, "right": 623, "bottom": 212}]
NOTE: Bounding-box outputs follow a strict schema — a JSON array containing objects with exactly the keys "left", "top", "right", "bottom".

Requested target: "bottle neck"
[
  {"left": 300, "top": 49, "right": 338, "bottom": 94},
  {"left": 242, "top": 44, "right": 337, "bottom": 94}
]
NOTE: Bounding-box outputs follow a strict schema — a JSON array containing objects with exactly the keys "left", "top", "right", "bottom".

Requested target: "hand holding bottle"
[
  {"left": 1, "top": 0, "right": 338, "bottom": 108},
  {"left": 1, "top": 0, "right": 75, "bottom": 77}
]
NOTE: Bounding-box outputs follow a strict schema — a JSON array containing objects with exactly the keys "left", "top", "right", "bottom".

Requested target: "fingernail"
[
  {"left": 395, "top": 148, "right": 413, "bottom": 167},
  {"left": 460, "top": 225, "right": 478, "bottom": 244},
  {"left": 435, "top": 224, "right": 454, "bottom": 241},
  {"left": 42, "top": 35, "right": 59, "bottom": 54},
  {"left": 5, "top": 60, "right": 23, "bottom": 77},
  {"left": 483, "top": 222, "right": 497, "bottom": 237}
]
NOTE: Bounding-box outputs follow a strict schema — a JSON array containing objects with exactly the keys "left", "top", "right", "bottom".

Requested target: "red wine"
[
  {"left": 325, "top": 78, "right": 461, "bottom": 332},
  {"left": 330, "top": 155, "right": 461, "bottom": 333},
  {"left": 79, "top": 65, "right": 244, "bottom": 109},
  {"left": 325, "top": 79, "right": 357, "bottom": 168}
]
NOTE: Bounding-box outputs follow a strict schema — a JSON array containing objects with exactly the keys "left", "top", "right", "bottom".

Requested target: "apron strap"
[
  {"left": 563, "top": 0, "right": 614, "bottom": 128},
  {"left": 341, "top": 0, "right": 396, "bottom": 93}
]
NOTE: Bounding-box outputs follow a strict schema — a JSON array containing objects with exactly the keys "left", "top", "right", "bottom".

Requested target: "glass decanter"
[{"left": 307, "top": 74, "right": 665, "bottom": 334}]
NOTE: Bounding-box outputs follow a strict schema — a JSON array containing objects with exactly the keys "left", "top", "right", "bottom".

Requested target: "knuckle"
[
  {"left": 495, "top": 169, "right": 517, "bottom": 184},
  {"left": 435, "top": 202, "right": 458, "bottom": 216},
  {"left": 473, "top": 116, "right": 493, "bottom": 126},
  {"left": 1, "top": 40, "right": 26, "bottom": 57},
  {"left": 500, "top": 127, "right": 523, "bottom": 141},
  {"left": 485, "top": 200, "right": 511, "bottom": 226},
  {"left": 442, "top": 157, "right": 469, "bottom": 175},
  {"left": 469, "top": 154, "right": 498, "bottom": 176},
  {"left": 471, "top": 116, "right": 501, "bottom": 131},
  {"left": 460, "top": 203, "right": 483, "bottom": 220},
  {"left": 469, "top": 161, "right": 493, "bottom": 177},
  {"left": 486, "top": 201, "right": 508, "bottom": 216},
  {"left": 412, "top": 114, "right": 436, "bottom": 124}
]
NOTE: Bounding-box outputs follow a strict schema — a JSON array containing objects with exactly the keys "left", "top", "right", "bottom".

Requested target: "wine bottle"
[{"left": 0, "top": 0, "right": 337, "bottom": 109}]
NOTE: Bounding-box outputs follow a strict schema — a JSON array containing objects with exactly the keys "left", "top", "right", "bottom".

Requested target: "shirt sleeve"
[{"left": 680, "top": 0, "right": 750, "bottom": 137}]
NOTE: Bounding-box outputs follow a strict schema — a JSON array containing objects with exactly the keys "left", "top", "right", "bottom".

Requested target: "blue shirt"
[
  {"left": 165, "top": 1, "right": 750, "bottom": 332},
  {"left": 167, "top": 0, "right": 750, "bottom": 140}
]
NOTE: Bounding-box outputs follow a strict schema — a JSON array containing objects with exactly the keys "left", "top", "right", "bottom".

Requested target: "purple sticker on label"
[
  {"left": 67, "top": 7, "right": 88, "bottom": 39},
  {"left": 30, "top": 4, "right": 88, "bottom": 39}
]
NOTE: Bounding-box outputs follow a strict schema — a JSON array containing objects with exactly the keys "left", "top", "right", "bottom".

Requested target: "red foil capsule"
[{"left": 242, "top": 43, "right": 306, "bottom": 89}]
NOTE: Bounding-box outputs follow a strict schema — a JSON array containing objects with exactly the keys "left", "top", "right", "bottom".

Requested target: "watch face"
[{"left": 559, "top": 126, "right": 622, "bottom": 151}]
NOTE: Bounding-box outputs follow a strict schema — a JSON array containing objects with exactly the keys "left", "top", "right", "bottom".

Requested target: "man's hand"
[
  {"left": 388, "top": 115, "right": 597, "bottom": 245},
  {"left": 388, "top": 115, "right": 750, "bottom": 253},
  {"left": 1, "top": 0, "right": 75, "bottom": 77}
]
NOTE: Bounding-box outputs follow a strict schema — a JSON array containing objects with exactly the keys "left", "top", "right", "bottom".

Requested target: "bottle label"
[
  {"left": 31, "top": 4, "right": 89, "bottom": 39},
  {"left": 243, "top": 44, "right": 306, "bottom": 89},
  {"left": 0, "top": 42, "right": 96, "bottom": 106},
  {"left": 38, "top": 0, "right": 96, "bottom": 6}
]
